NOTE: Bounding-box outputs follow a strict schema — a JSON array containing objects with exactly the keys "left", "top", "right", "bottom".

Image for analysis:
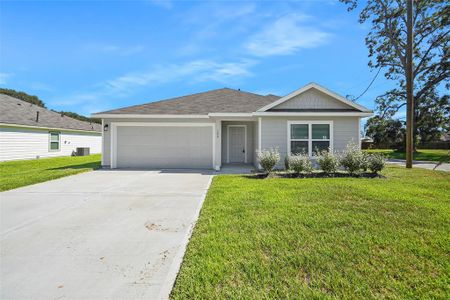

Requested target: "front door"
[{"left": 228, "top": 126, "right": 246, "bottom": 163}]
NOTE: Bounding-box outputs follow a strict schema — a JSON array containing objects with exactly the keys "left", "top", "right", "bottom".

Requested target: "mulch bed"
[{"left": 247, "top": 172, "right": 385, "bottom": 179}]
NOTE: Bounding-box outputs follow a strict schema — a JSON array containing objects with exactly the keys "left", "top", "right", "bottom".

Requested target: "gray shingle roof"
[
  {"left": 0, "top": 94, "right": 101, "bottom": 132},
  {"left": 95, "top": 88, "right": 281, "bottom": 115}
]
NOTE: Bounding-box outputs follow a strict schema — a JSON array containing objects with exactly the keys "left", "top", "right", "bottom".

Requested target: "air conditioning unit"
[{"left": 76, "top": 147, "right": 90, "bottom": 156}]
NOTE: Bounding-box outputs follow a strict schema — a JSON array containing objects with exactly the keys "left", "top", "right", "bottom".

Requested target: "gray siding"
[
  {"left": 274, "top": 89, "right": 353, "bottom": 110},
  {"left": 221, "top": 121, "right": 255, "bottom": 164},
  {"left": 261, "top": 116, "right": 360, "bottom": 167}
]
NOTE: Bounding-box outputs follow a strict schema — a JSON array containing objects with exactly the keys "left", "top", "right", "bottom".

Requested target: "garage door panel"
[{"left": 115, "top": 125, "right": 213, "bottom": 169}]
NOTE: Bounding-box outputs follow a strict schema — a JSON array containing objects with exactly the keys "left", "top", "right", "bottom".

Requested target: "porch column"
[
  {"left": 257, "top": 117, "right": 262, "bottom": 170},
  {"left": 214, "top": 119, "right": 222, "bottom": 170}
]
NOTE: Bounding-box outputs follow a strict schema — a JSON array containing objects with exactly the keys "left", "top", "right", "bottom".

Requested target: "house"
[
  {"left": 92, "top": 83, "right": 373, "bottom": 170},
  {"left": 0, "top": 94, "right": 102, "bottom": 161}
]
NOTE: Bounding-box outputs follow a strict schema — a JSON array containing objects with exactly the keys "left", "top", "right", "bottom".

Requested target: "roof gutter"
[
  {"left": 0, "top": 123, "right": 101, "bottom": 134},
  {"left": 92, "top": 112, "right": 373, "bottom": 119},
  {"left": 253, "top": 112, "right": 374, "bottom": 117},
  {"left": 91, "top": 114, "right": 210, "bottom": 119}
]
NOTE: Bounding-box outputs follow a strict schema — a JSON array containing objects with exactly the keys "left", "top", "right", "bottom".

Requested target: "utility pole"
[{"left": 406, "top": 0, "right": 414, "bottom": 168}]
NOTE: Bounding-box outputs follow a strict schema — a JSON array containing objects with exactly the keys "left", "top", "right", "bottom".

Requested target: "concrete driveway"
[{"left": 1, "top": 170, "right": 212, "bottom": 300}]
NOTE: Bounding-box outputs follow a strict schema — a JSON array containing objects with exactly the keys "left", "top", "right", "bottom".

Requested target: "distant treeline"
[{"left": 0, "top": 88, "right": 101, "bottom": 124}]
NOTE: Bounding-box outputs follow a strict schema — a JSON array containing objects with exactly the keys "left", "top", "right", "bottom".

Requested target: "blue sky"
[{"left": 0, "top": 0, "right": 395, "bottom": 117}]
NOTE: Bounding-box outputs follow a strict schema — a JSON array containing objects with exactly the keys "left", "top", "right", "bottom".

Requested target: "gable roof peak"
[{"left": 257, "top": 82, "right": 372, "bottom": 113}]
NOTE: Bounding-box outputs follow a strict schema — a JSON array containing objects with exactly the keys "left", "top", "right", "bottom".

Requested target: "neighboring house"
[
  {"left": 0, "top": 94, "right": 102, "bottom": 161},
  {"left": 361, "top": 136, "right": 374, "bottom": 149},
  {"left": 93, "top": 83, "right": 373, "bottom": 170}
]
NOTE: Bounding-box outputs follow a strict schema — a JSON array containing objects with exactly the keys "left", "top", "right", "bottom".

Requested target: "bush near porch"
[{"left": 171, "top": 166, "right": 450, "bottom": 299}]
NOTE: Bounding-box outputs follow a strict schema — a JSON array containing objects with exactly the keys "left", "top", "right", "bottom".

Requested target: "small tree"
[
  {"left": 290, "top": 154, "right": 312, "bottom": 175},
  {"left": 257, "top": 149, "right": 280, "bottom": 174},
  {"left": 316, "top": 149, "right": 340, "bottom": 174}
]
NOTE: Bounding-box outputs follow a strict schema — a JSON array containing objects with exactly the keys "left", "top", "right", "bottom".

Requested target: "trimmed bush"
[
  {"left": 316, "top": 149, "right": 340, "bottom": 174},
  {"left": 257, "top": 148, "right": 280, "bottom": 173},
  {"left": 340, "top": 143, "right": 365, "bottom": 174},
  {"left": 368, "top": 154, "right": 386, "bottom": 174},
  {"left": 360, "top": 152, "right": 370, "bottom": 172},
  {"left": 284, "top": 155, "right": 291, "bottom": 171},
  {"left": 290, "top": 154, "right": 312, "bottom": 174}
]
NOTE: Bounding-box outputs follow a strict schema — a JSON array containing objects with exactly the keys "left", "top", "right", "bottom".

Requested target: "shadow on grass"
[
  {"left": 49, "top": 161, "right": 101, "bottom": 171},
  {"left": 243, "top": 172, "right": 385, "bottom": 180}
]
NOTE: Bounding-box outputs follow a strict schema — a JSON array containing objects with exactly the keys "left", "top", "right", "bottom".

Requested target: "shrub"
[
  {"left": 316, "top": 149, "right": 340, "bottom": 173},
  {"left": 340, "top": 143, "right": 365, "bottom": 174},
  {"left": 360, "top": 152, "right": 370, "bottom": 172},
  {"left": 368, "top": 154, "right": 386, "bottom": 174},
  {"left": 290, "top": 154, "right": 312, "bottom": 174},
  {"left": 257, "top": 148, "right": 280, "bottom": 173},
  {"left": 284, "top": 155, "right": 291, "bottom": 170}
]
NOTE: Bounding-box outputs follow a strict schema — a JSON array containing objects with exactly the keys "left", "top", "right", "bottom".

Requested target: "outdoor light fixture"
[{"left": 104, "top": 124, "right": 109, "bottom": 132}]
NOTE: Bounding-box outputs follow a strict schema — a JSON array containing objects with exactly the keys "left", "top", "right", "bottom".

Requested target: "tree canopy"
[
  {"left": 365, "top": 115, "right": 405, "bottom": 147},
  {"left": 0, "top": 88, "right": 46, "bottom": 108},
  {"left": 341, "top": 0, "right": 450, "bottom": 143}
]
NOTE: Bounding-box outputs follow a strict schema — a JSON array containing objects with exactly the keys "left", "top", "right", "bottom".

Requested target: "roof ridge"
[
  {"left": 0, "top": 94, "right": 100, "bottom": 130},
  {"left": 95, "top": 87, "right": 244, "bottom": 114},
  {"left": 221, "top": 87, "right": 274, "bottom": 98}
]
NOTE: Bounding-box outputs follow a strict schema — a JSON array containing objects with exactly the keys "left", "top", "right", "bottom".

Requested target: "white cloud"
[
  {"left": 82, "top": 44, "right": 144, "bottom": 56},
  {"left": 0, "top": 73, "right": 13, "bottom": 85},
  {"left": 105, "top": 59, "right": 254, "bottom": 93},
  {"left": 53, "top": 59, "right": 254, "bottom": 115},
  {"left": 148, "top": 0, "right": 172, "bottom": 9},
  {"left": 245, "top": 14, "right": 330, "bottom": 57},
  {"left": 176, "top": 3, "right": 258, "bottom": 56}
]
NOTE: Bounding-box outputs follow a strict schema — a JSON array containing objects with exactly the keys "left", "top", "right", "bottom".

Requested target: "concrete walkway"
[
  {"left": 387, "top": 159, "right": 450, "bottom": 172},
  {"left": 1, "top": 170, "right": 212, "bottom": 300}
]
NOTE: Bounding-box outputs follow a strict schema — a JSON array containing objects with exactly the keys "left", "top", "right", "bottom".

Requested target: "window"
[
  {"left": 49, "top": 132, "right": 60, "bottom": 151},
  {"left": 288, "top": 121, "right": 332, "bottom": 156}
]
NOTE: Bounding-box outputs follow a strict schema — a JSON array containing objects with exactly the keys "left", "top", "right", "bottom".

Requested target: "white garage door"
[{"left": 115, "top": 125, "right": 213, "bottom": 169}]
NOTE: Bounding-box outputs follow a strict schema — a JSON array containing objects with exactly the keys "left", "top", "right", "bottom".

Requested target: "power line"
[{"left": 347, "top": 66, "right": 382, "bottom": 102}]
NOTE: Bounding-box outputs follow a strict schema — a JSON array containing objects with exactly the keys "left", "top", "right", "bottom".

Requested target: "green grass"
[
  {"left": 366, "top": 149, "right": 450, "bottom": 163},
  {"left": 0, "top": 154, "right": 101, "bottom": 191},
  {"left": 172, "top": 167, "right": 450, "bottom": 299}
]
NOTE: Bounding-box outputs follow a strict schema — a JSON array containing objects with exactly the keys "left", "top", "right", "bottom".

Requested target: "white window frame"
[
  {"left": 287, "top": 121, "right": 333, "bottom": 157},
  {"left": 49, "top": 131, "right": 61, "bottom": 152},
  {"left": 226, "top": 125, "right": 247, "bottom": 163}
]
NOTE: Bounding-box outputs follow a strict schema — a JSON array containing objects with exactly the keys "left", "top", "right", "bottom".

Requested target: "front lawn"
[
  {"left": 172, "top": 167, "right": 450, "bottom": 299},
  {"left": 0, "top": 154, "right": 101, "bottom": 191},
  {"left": 366, "top": 149, "right": 449, "bottom": 162}
]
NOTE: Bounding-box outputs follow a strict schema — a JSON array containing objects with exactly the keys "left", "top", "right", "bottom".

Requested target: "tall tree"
[{"left": 341, "top": 0, "right": 450, "bottom": 143}]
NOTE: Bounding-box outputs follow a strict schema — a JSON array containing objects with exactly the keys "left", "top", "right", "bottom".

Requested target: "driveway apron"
[{"left": 0, "top": 170, "right": 212, "bottom": 299}]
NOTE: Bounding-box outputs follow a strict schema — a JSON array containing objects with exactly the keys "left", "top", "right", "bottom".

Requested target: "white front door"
[{"left": 228, "top": 126, "right": 246, "bottom": 163}]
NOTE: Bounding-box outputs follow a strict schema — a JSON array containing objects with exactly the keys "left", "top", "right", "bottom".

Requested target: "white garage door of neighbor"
[{"left": 115, "top": 125, "right": 214, "bottom": 169}]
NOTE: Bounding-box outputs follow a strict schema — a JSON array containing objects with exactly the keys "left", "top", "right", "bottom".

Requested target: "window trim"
[
  {"left": 49, "top": 131, "right": 61, "bottom": 152},
  {"left": 287, "top": 121, "right": 333, "bottom": 157}
]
